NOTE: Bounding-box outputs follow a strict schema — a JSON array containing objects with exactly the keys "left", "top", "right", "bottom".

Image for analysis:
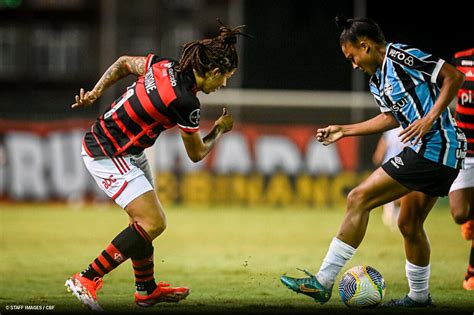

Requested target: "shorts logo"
[
  {"left": 390, "top": 156, "right": 404, "bottom": 169},
  {"left": 102, "top": 174, "right": 117, "bottom": 190},
  {"left": 189, "top": 109, "right": 201, "bottom": 125}
]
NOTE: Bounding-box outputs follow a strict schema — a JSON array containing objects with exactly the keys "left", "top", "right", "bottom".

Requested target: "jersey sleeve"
[
  {"left": 370, "top": 84, "right": 391, "bottom": 113},
  {"left": 167, "top": 96, "right": 201, "bottom": 133},
  {"left": 387, "top": 45, "right": 445, "bottom": 84},
  {"left": 145, "top": 53, "right": 161, "bottom": 72}
]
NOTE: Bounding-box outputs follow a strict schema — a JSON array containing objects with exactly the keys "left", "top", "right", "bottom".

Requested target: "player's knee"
[
  {"left": 450, "top": 205, "right": 470, "bottom": 225},
  {"left": 139, "top": 210, "right": 167, "bottom": 239},
  {"left": 397, "top": 219, "right": 421, "bottom": 239},
  {"left": 148, "top": 215, "right": 167, "bottom": 238},
  {"left": 347, "top": 187, "right": 368, "bottom": 212}
]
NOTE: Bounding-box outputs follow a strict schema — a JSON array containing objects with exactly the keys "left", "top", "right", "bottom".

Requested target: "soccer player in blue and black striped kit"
[{"left": 281, "top": 16, "right": 467, "bottom": 308}]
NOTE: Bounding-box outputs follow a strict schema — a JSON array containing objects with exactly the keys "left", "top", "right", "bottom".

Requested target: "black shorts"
[{"left": 381, "top": 147, "right": 459, "bottom": 197}]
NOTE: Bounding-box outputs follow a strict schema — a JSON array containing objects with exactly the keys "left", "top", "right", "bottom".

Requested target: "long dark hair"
[
  {"left": 176, "top": 20, "right": 247, "bottom": 76},
  {"left": 335, "top": 15, "right": 385, "bottom": 45}
]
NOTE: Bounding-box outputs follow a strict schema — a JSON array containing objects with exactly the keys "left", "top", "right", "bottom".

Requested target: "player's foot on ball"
[
  {"left": 134, "top": 282, "right": 190, "bottom": 307},
  {"left": 382, "top": 294, "right": 434, "bottom": 308},
  {"left": 280, "top": 268, "right": 331, "bottom": 304},
  {"left": 65, "top": 273, "right": 104, "bottom": 312}
]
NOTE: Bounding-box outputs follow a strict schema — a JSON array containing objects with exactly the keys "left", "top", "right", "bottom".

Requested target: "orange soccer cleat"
[
  {"left": 463, "top": 275, "right": 474, "bottom": 291},
  {"left": 65, "top": 273, "right": 104, "bottom": 311},
  {"left": 461, "top": 220, "right": 474, "bottom": 240},
  {"left": 134, "top": 282, "right": 190, "bottom": 307}
]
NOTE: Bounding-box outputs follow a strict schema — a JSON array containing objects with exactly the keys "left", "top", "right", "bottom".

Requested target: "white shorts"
[
  {"left": 450, "top": 157, "right": 474, "bottom": 192},
  {"left": 82, "top": 146, "right": 154, "bottom": 208}
]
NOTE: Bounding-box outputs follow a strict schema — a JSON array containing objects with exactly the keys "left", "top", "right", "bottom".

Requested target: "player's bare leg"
[
  {"left": 125, "top": 191, "right": 190, "bottom": 306},
  {"left": 281, "top": 167, "right": 410, "bottom": 303},
  {"left": 336, "top": 167, "right": 410, "bottom": 248},
  {"left": 449, "top": 187, "right": 474, "bottom": 290},
  {"left": 383, "top": 191, "right": 436, "bottom": 307},
  {"left": 125, "top": 190, "right": 167, "bottom": 240}
]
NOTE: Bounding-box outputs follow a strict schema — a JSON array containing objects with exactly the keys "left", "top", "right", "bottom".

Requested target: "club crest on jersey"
[
  {"left": 189, "top": 109, "right": 201, "bottom": 125},
  {"left": 383, "top": 81, "right": 393, "bottom": 96}
]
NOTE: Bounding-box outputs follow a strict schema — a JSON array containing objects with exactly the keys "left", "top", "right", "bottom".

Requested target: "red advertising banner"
[{"left": 0, "top": 119, "right": 365, "bottom": 207}]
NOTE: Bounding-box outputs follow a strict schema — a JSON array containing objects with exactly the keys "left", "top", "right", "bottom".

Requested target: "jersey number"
[{"left": 104, "top": 86, "right": 135, "bottom": 119}]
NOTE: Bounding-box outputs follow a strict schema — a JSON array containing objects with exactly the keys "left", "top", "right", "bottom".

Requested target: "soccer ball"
[{"left": 338, "top": 265, "right": 385, "bottom": 308}]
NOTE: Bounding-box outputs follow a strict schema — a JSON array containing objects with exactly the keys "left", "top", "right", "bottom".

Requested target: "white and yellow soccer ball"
[{"left": 338, "top": 265, "right": 386, "bottom": 308}]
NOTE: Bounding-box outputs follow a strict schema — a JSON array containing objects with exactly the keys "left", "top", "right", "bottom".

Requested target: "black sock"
[
  {"left": 81, "top": 223, "right": 152, "bottom": 281},
  {"left": 129, "top": 223, "right": 157, "bottom": 295}
]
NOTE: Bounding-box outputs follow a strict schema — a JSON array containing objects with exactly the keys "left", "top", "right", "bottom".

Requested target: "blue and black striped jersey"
[{"left": 369, "top": 43, "right": 466, "bottom": 169}]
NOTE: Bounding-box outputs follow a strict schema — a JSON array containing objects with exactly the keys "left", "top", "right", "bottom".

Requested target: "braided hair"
[
  {"left": 335, "top": 15, "right": 385, "bottom": 46},
  {"left": 176, "top": 20, "right": 246, "bottom": 76}
]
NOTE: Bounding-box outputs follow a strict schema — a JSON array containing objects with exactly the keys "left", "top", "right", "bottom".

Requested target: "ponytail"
[{"left": 335, "top": 15, "right": 385, "bottom": 45}]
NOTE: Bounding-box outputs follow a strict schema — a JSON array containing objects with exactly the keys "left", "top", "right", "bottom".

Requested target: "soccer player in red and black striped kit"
[
  {"left": 449, "top": 48, "right": 474, "bottom": 291},
  {"left": 65, "top": 22, "right": 245, "bottom": 311}
]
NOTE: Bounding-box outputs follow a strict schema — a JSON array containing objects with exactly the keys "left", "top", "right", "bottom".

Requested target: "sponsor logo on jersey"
[
  {"left": 161, "top": 62, "right": 177, "bottom": 87},
  {"left": 388, "top": 47, "right": 415, "bottom": 67},
  {"left": 460, "top": 90, "right": 472, "bottom": 105},
  {"left": 390, "top": 97, "right": 409, "bottom": 112}
]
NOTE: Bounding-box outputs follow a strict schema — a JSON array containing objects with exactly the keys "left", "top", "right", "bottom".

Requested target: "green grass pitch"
[{"left": 0, "top": 202, "right": 473, "bottom": 314}]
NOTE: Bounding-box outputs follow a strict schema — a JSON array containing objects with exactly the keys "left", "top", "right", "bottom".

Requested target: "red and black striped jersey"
[
  {"left": 83, "top": 54, "right": 201, "bottom": 157},
  {"left": 452, "top": 48, "right": 474, "bottom": 157}
]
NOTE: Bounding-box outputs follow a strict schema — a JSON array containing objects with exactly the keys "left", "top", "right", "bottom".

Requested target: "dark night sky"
[{"left": 242, "top": 0, "right": 474, "bottom": 91}]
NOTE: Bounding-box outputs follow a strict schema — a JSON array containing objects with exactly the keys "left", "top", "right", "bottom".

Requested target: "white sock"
[
  {"left": 316, "top": 237, "right": 356, "bottom": 289},
  {"left": 405, "top": 260, "right": 430, "bottom": 303}
]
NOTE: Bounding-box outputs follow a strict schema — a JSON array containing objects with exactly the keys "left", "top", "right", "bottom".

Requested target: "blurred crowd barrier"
[{"left": 0, "top": 115, "right": 371, "bottom": 208}]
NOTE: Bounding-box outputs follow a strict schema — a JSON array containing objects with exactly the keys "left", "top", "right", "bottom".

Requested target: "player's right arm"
[
  {"left": 316, "top": 112, "right": 399, "bottom": 146},
  {"left": 179, "top": 107, "right": 233, "bottom": 162},
  {"left": 71, "top": 56, "right": 147, "bottom": 108}
]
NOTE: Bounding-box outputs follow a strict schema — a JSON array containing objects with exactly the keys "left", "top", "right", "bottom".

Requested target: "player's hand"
[
  {"left": 316, "top": 125, "right": 344, "bottom": 145},
  {"left": 71, "top": 88, "right": 99, "bottom": 108},
  {"left": 398, "top": 117, "right": 433, "bottom": 145},
  {"left": 215, "top": 107, "right": 233, "bottom": 133}
]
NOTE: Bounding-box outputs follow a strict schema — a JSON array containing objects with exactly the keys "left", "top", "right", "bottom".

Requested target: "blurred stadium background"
[
  {"left": 0, "top": 0, "right": 473, "bottom": 206},
  {"left": 0, "top": 0, "right": 473, "bottom": 313}
]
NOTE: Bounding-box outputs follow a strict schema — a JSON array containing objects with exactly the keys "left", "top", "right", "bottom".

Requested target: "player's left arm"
[
  {"left": 317, "top": 112, "right": 399, "bottom": 146},
  {"left": 399, "top": 62, "right": 465, "bottom": 144},
  {"left": 180, "top": 107, "right": 233, "bottom": 162},
  {"left": 71, "top": 56, "right": 147, "bottom": 108}
]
